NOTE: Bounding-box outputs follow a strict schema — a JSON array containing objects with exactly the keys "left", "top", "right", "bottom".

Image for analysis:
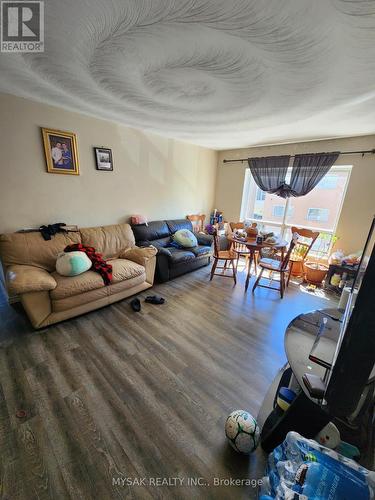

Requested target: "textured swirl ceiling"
[{"left": 1, "top": 0, "right": 375, "bottom": 149}]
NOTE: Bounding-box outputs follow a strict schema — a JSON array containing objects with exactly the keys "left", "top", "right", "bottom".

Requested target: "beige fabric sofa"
[{"left": 0, "top": 223, "right": 157, "bottom": 329}]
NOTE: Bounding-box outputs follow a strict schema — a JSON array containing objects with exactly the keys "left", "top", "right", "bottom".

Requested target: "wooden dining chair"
[
  {"left": 210, "top": 229, "right": 237, "bottom": 284},
  {"left": 252, "top": 239, "right": 296, "bottom": 298},
  {"left": 287, "top": 227, "right": 319, "bottom": 286},
  {"left": 229, "top": 222, "right": 256, "bottom": 273},
  {"left": 186, "top": 214, "right": 205, "bottom": 233}
]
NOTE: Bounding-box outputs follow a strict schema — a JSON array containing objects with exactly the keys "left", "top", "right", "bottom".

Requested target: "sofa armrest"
[
  {"left": 120, "top": 245, "right": 158, "bottom": 266},
  {"left": 6, "top": 265, "right": 57, "bottom": 295},
  {"left": 196, "top": 233, "right": 213, "bottom": 246},
  {"left": 120, "top": 246, "right": 157, "bottom": 285},
  {"left": 155, "top": 246, "right": 172, "bottom": 258}
]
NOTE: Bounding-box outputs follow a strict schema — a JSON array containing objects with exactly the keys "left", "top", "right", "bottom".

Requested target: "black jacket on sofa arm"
[{"left": 131, "top": 219, "right": 213, "bottom": 282}]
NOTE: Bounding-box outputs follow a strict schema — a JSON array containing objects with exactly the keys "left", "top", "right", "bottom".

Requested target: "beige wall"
[
  {"left": 0, "top": 93, "right": 217, "bottom": 234},
  {"left": 215, "top": 136, "right": 375, "bottom": 254}
]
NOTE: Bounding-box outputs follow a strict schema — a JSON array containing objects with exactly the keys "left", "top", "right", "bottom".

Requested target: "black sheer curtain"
[
  {"left": 248, "top": 152, "right": 339, "bottom": 198},
  {"left": 247, "top": 155, "right": 290, "bottom": 194},
  {"left": 289, "top": 153, "right": 340, "bottom": 197}
]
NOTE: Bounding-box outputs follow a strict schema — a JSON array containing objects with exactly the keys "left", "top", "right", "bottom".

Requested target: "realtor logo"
[{"left": 1, "top": 1, "right": 44, "bottom": 52}]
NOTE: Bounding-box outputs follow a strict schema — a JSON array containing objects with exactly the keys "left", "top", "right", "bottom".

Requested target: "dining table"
[{"left": 227, "top": 233, "right": 288, "bottom": 291}]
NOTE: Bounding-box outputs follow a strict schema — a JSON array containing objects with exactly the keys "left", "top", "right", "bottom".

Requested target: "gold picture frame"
[{"left": 42, "top": 128, "right": 80, "bottom": 175}]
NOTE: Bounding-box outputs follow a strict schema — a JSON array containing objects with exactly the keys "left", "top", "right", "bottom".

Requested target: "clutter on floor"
[
  {"left": 130, "top": 298, "right": 141, "bottom": 312},
  {"left": 145, "top": 295, "right": 165, "bottom": 304},
  {"left": 130, "top": 295, "right": 166, "bottom": 311},
  {"left": 225, "top": 409, "right": 260, "bottom": 454},
  {"left": 259, "top": 431, "right": 374, "bottom": 500}
]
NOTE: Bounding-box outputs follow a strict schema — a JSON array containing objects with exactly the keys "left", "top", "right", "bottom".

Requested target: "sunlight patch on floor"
[{"left": 299, "top": 283, "right": 332, "bottom": 301}]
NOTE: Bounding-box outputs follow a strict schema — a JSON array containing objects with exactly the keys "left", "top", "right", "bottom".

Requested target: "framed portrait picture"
[
  {"left": 42, "top": 128, "right": 79, "bottom": 175},
  {"left": 94, "top": 147, "right": 113, "bottom": 171}
]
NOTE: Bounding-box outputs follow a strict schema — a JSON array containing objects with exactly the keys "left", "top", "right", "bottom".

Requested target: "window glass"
[
  {"left": 241, "top": 175, "right": 287, "bottom": 224},
  {"left": 256, "top": 188, "right": 266, "bottom": 201},
  {"left": 286, "top": 169, "right": 350, "bottom": 231},
  {"left": 273, "top": 205, "right": 284, "bottom": 217},
  {"left": 317, "top": 175, "right": 338, "bottom": 189},
  {"left": 307, "top": 208, "right": 329, "bottom": 222},
  {"left": 240, "top": 166, "right": 351, "bottom": 256}
]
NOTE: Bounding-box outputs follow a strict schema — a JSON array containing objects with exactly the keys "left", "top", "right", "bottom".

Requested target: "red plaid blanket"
[{"left": 64, "top": 243, "right": 112, "bottom": 285}]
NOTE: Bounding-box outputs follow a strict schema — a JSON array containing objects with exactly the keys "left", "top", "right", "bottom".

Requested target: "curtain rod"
[{"left": 222, "top": 149, "right": 375, "bottom": 163}]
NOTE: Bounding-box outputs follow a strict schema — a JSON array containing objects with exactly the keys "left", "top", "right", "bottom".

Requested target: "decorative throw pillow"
[
  {"left": 56, "top": 251, "right": 92, "bottom": 276},
  {"left": 131, "top": 214, "right": 148, "bottom": 225},
  {"left": 173, "top": 229, "right": 198, "bottom": 248}
]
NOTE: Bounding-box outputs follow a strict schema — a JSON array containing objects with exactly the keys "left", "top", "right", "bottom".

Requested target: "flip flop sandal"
[
  {"left": 130, "top": 298, "right": 141, "bottom": 312},
  {"left": 145, "top": 295, "right": 165, "bottom": 305}
]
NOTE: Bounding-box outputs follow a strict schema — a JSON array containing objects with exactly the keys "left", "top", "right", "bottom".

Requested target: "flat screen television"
[{"left": 325, "top": 215, "right": 375, "bottom": 417}]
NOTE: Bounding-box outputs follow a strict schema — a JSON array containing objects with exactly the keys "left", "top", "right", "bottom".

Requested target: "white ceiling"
[{"left": 1, "top": 0, "right": 375, "bottom": 150}]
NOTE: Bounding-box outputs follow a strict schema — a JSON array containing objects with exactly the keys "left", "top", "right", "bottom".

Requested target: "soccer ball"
[{"left": 225, "top": 410, "right": 260, "bottom": 454}]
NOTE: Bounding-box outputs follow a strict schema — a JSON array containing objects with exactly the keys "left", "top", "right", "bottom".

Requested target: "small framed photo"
[
  {"left": 94, "top": 147, "right": 113, "bottom": 171},
  {"left": 42, "top": 128, "right": 79, "bottom": 175}
]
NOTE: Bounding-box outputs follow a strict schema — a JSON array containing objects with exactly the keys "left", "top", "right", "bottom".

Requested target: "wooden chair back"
[
  {"left": 212, "top": 229, "right": 220, "bottom": 257},
  {"left": 187, "top": 214, "right": 205, "bottom": 233},
  {"left": 229, "top": 222, "right": 244, "bottom": 231},
  {"left": 290, "top": 226, "right": 319, "bottom": 261},
  {"left": 229, "top": 222, "right": 250, "bottom": 254},
  {"left": 281, "top": 240, "right": 297, "bottom": 272}
]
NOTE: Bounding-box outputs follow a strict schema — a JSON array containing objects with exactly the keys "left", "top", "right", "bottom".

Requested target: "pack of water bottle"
[{"left": 259, "top": 431, "right": 375, "bottom": 499}]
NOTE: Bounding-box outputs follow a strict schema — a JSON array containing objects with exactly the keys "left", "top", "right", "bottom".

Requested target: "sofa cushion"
[
  {"left": 167, "top": 247, "right": 195, "bottom": 264},
  {"left": 166, "top": 219, "right": 193, "bottom": 234},
  {"left": 190, "top": 245, "right": 212, "bottom": 257},
  {"left": 0, "top": 231, "right": 82, "bottom": 272},
  {"left": 132, "top": 221, "right": 170, "bottom": 243},
  {"left": 51, "top": 273, "right": 146, "bottom": 313},
  {"left": 80, "top": 224, "right": 134, "bottom": 259},
  {"left": 150, "top": 237, "right": 171, "bottom": 248},
  {"left": 50, "top": 258, "right": 144, "bottom": 300},
  {"left": 173, "top": 229, "right": 198, "bottom": 248},
  {"left": 109, "top": 258, "right": 145, "bottom": 282}
]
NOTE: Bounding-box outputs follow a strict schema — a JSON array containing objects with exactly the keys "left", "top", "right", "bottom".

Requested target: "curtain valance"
[{"left": 248, "top": 152, "right": 340, "bottom": 198}]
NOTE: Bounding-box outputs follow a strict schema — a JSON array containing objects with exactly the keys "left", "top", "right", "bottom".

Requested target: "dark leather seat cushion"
[
  {"left": 191, "top": 245, "right": 212, "bottom": 257},
  {"left": 166, "top": 219, "right": 193, "bottom": 234},
  {"left": 151, "top": 237, "right": 171, "bottom": 248},
  {"left": 167, "top": 247, "right": 195, "bottom": 264},
  {"left": 132, "top": 221, "right": 170, "bottom": 243}
]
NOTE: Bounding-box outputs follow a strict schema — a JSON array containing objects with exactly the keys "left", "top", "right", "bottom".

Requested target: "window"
[
  {"left": 240, "top": 166, "right": 352, "bottom": 256},
  {"left": 317, "top": 175, "right": 338, "bottom": 189},
  {"left": 272, "top": 205, "right": 293, "bottom": 218},
  {"left": 256, "top": 188, "right": 266, "bottom": 201},
  {"left": 273, "top": 205, "right": 285, "bottom": 217},
  {"left": 307, "top": 208, "right": 329, "bottom": 222}
]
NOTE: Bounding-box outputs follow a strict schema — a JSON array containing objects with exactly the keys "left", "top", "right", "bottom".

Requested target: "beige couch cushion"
[
  {"left": 0, "top": 231, "right": 81, "bottom": 271},
  {"left": 6, "top": 265, "right": 57, "bottom": 294},
  {"left": 50, "top": 258, "right": 145, "bottom": 300},
  {"left": 51, "top": 273, "right": 146, "bottom": 313},
  {"left": 80, "top": 224, "right": 135, "bottom": 259},
  {"left": 108, "top": 258, "right": 145, "bottom": 282}
]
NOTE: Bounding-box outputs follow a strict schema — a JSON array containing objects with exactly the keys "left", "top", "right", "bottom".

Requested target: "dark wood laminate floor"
[{"left": 0, "top": 265, "right": 337, "bottom": 499}]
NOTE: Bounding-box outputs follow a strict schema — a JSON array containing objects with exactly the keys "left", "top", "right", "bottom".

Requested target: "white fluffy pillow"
[{"left": 56, "top": 251, "right": 92, "bottom": 276}]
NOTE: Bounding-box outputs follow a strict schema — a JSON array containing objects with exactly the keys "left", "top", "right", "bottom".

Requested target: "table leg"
[{"left": 245, "top": 250, "right": 255, "bottom": 291}]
